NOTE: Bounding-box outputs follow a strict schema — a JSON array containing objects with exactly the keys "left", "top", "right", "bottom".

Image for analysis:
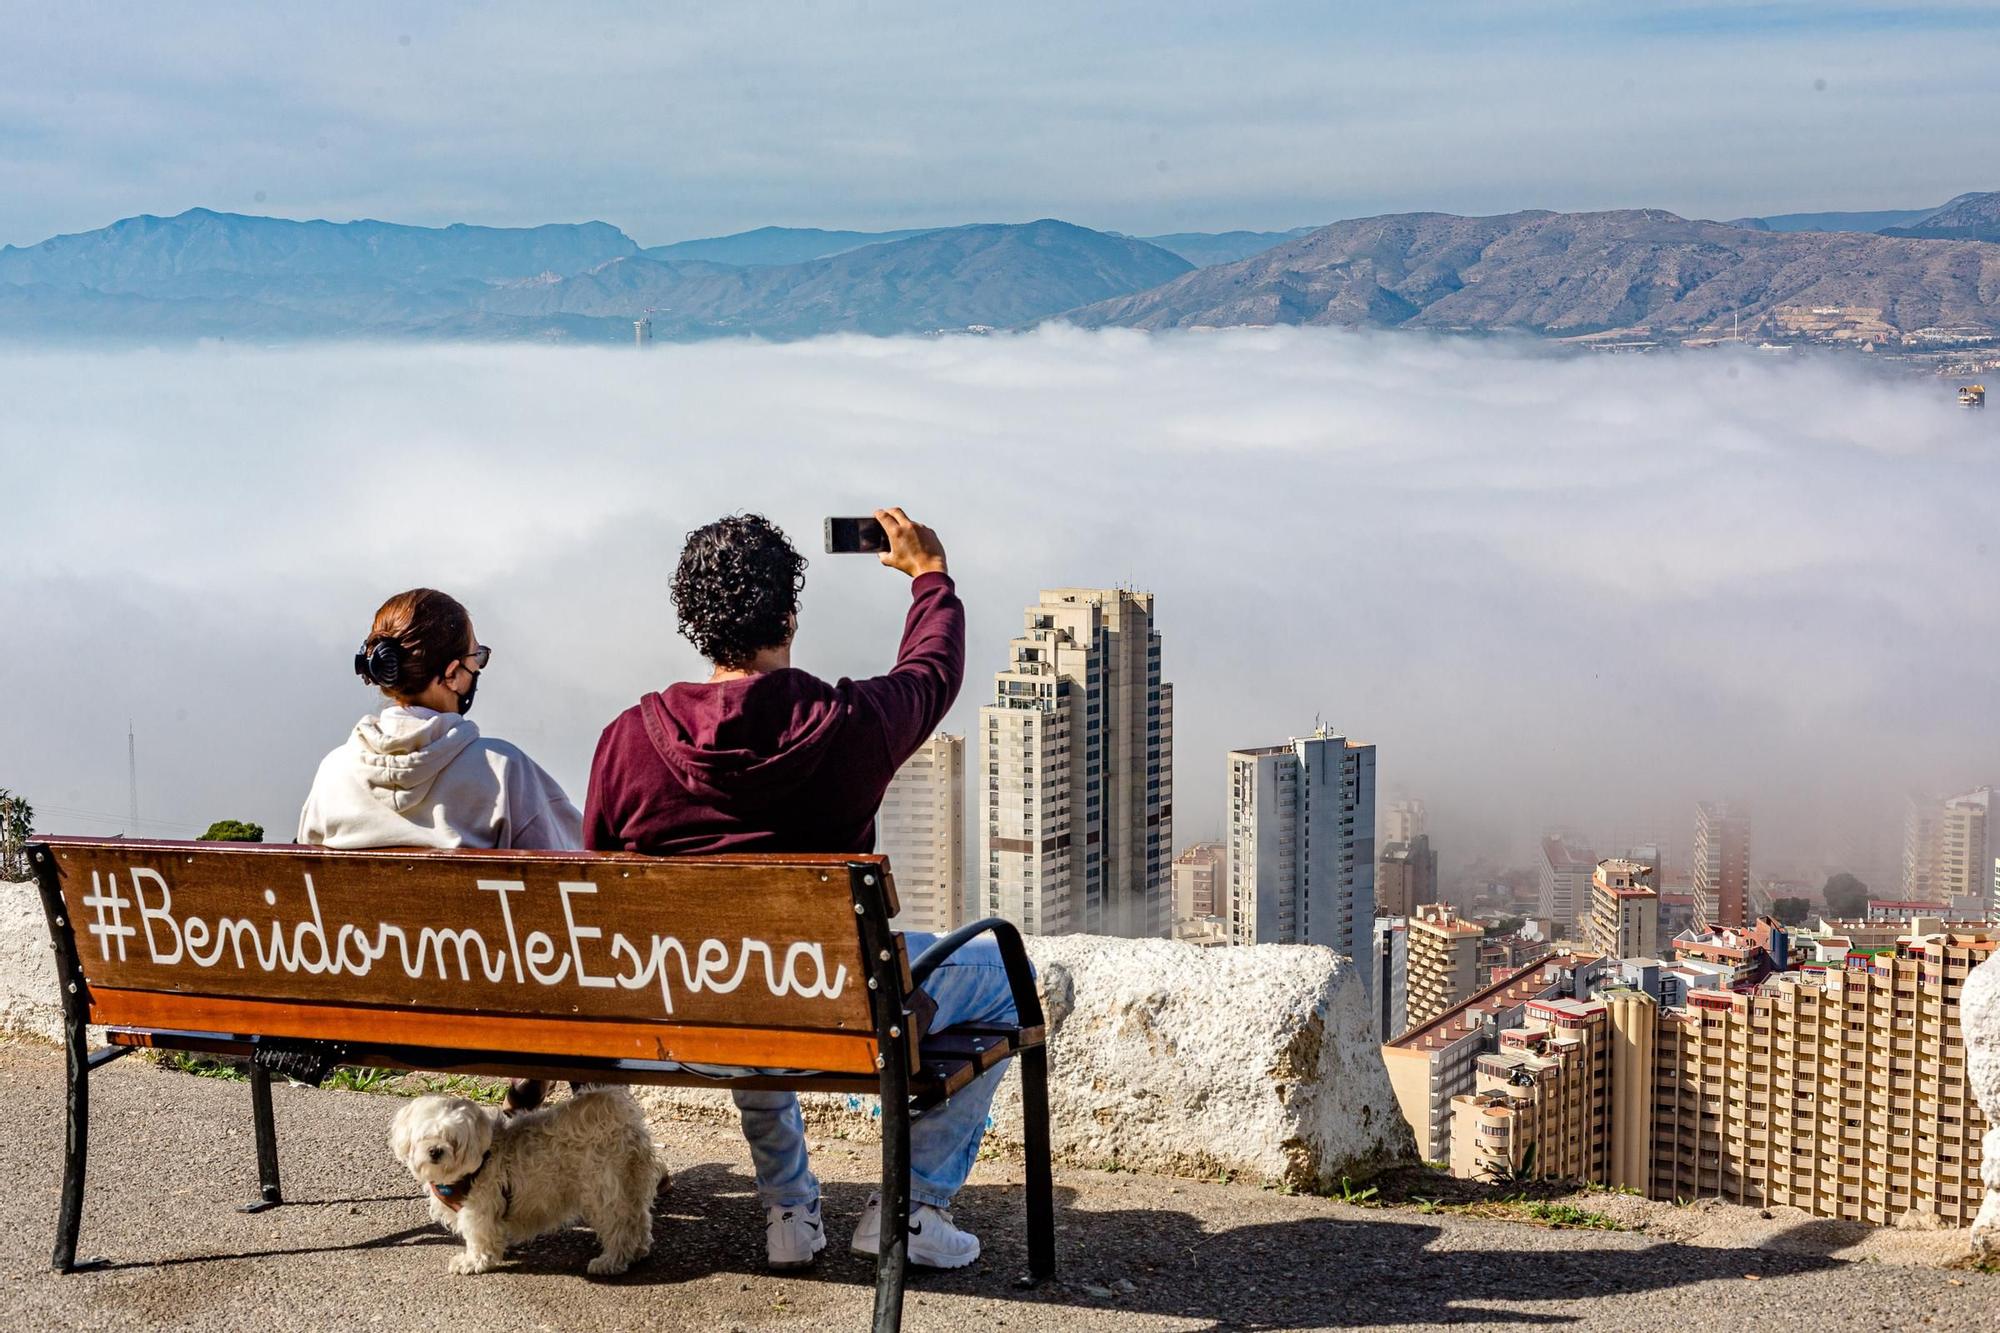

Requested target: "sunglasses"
[{"left": 462, "top": 645, "right": 492, "bottom": 671}]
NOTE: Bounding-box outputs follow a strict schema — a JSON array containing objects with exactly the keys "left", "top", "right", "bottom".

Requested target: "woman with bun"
[{"left": 298, "top": 588, "right": 582, "bottom": 851}]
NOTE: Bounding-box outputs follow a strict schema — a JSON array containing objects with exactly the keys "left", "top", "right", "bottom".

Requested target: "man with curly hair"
[{"left": 584, "top": 508, "right": 1014, "bottom": 1273}]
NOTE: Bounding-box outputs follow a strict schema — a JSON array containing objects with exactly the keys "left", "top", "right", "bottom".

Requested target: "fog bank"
[{"left": 3, "top": 328, "right": 1995, "bottom": 882}]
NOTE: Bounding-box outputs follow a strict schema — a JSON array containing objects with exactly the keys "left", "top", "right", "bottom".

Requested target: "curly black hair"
[{"left": 672, "top": 513, "right": 808, "bottom": 668}]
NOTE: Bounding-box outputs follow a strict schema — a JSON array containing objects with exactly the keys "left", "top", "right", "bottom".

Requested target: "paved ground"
[{"left": 1, "top": 1043, "right": 1994, "bottom": 1331}]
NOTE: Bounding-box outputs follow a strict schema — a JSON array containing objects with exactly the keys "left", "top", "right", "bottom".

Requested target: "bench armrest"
[{"left": 908, "top": 917, "right": 1044, "bottom": 1031}]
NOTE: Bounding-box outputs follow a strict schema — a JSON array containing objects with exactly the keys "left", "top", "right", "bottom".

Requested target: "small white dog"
[{"left": 389, "top": 1087, "right": 668, "bottom": 1276}]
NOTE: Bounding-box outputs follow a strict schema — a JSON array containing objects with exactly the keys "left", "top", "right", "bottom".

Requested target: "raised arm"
[{"left": 852, "top": 508, "right": 965, "bottom": 768}]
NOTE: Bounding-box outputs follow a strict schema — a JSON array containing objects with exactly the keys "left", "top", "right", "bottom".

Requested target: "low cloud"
[{"left": 2, "top": 327, "right": 1994, "bottom": 884}]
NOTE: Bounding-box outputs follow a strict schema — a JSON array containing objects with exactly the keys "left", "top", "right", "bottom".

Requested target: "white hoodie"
[{"left": 297, "top": 705, "right": 583, "bottom": 851}]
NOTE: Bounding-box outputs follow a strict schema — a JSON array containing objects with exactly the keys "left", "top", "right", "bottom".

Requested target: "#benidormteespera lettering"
[{"left": 77, "top": 867, "right": 848, "bottom": 1017}]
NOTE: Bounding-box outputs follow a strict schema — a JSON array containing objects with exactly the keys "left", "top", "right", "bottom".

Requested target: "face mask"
[{"left": 454, "top": 669, "right": 479, "bottom": 716}]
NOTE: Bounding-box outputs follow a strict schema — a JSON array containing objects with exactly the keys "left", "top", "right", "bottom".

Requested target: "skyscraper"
[
  {"left": 1224, "top": 729, "right": 1375, "bottom": 951},
  {"left": 1383, "top": 798, "right": 1427, "bottom": 846},
  {"left": 876, "top": 732, "right": 965, "bottom": 934},
  {"left": 979, "top": 589, "right": 1172, "bottom": 938},
  {"left": 1537, "top": 836, "right": 1597, "bottom": 933},
  {"left": 1692, "top": 801, "right": 1751, "bottom": 931},
  {"left": 1586, "top": 858, "right": 1660, "bottom": 960},
  {"left": 1378, "top": 835, "right": 1438, "bottom": 918},
  {"left": 1904, "top": 787, "right": 1995, "bottom": 910}
]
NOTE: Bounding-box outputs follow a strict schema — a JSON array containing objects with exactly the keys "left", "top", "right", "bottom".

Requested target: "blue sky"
[{"left": 2, "top": 1, "right": 1997, "bottom": 246}]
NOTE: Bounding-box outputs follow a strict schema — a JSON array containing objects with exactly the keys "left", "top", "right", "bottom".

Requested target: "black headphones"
[{"left": 353, "top": 639, "right": 405, "bottom": 687}]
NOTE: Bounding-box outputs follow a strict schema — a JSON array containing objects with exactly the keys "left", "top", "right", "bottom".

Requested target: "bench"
[{"left": 27, "top": 836, "right": 1053, "bottom": 1332}]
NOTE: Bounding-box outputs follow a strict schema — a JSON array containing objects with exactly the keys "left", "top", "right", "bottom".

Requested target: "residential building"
[
  {"left": 1371, "top": 915, "right": 1408, "bottom": 1042},
  {"left": 1586, "top": 858, "right": 1659, "bottom": 961},
  {"left": 1938, "top": 788, "right": 1994, "bottom": 910},
  {"left": 1406, "top": 902, "right": 1485, "bottom": 1030},
  {"left": 1450, "top": 996, "right": 1613, "bottom": 1184},
  {"left": 1537, "top": 836, "right": 1597, "bottom": 933},
  {"left": 1651, "top": 926, "right": 1995, "bottom": 1226},
  {"left": 1171, "top": 841, "right": 1225, "bottom": 925},
  {"left": 877, "top": 732, "right": 965, "bottom": 933},
  {"left": 1377, "top": 835, "right": 1438, "bottom": 918},
  {"left": 1383, "top": 798, "right": 1427, "bottom": 846},
  {"left": 1224, "top": 729, "right": 1375, "bottom": 952},
  {"left": 1381, "top": 952, "right": 1599, "bottom": 1164},
  {"left": 978, "top": 588, "right": 1172, "bottom": 938},
  {"left": 1692, "top": 801, "right": 1752, "bottom": 930},
  {"left": 1903, "top": 794, "right": 1941, "bottom": 902}
]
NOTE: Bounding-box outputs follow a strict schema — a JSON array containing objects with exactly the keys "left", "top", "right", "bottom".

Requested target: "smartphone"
[{"left": 824, "top": 516, "right": 888, "bottom": 554}]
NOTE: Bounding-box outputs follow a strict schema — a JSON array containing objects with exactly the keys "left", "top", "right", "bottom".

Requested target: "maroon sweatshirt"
[{"left": 584, "top": 572, "right": 964, "bottom": 856}]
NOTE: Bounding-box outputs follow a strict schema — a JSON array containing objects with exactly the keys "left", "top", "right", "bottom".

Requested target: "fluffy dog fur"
[{"left": 388, "top": 1087, "right": 668, "bottom": 1275}]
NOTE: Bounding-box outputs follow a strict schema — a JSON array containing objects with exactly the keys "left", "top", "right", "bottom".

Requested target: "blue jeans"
[{"left": 733, "top": 932, "right": 1020, "bottom": 1210}]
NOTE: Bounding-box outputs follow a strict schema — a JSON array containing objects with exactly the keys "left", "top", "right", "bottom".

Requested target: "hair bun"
[{"left": 353, "top": 639, "right": 405, "bottom": 686}]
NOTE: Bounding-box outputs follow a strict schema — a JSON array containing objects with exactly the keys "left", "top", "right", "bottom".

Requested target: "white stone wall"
[
  {"left": 0, "top": 880, "right": 61, "bottom": 1044},
  {"left": 640, "top": 933, "right": 1415, "bottom": 1191},
  {"left": 1966, "top": 946, "right": 2000, "bottom": 1256}
]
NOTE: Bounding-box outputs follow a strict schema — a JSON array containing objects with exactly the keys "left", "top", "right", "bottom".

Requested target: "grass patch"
[
  {"left": 149, "top": 1051, "right": 248, "bottom": 1082},
  {"left": 407, "top": 1074, "right": 508, "bottom": 1105},
  {"left": 1511, "top": 1200, "right": 1626, "bottom": 1230},
  {"left": 324, "top": 1066, "right": 400, "bottom": 1095}
]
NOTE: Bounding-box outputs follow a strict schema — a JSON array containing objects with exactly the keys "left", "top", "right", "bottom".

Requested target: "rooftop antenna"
[{"left": 127, "top": 719, "right": 139, "bottom": 834}]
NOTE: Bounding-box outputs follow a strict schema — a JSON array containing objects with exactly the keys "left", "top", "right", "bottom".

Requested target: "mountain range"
[
  {"left": 3, "top": 193, "right": 1997, "bottom": 344},
  {"left": 1063, "top": 205, "right": 2000, "bottom": 339}
]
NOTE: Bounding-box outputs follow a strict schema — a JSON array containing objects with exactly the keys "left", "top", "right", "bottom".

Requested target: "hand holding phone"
[{"left": 826, "top": 509, "right": 947, "bottom": 578}]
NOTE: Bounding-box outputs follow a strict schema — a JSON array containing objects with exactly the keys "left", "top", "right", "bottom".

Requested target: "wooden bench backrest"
[{"left": 36, "top": 838, "right": 909, "bottom": 1077}]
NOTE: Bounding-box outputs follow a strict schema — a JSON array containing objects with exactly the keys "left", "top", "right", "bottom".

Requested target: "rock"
[
  {"left": 0, "top": 880, "right": 62, "bottom": 1044},
  {"left": 1965, "top": 947, "right": 2000, "bottom": 1258},
  {"left": 635, "top": 933, "right": 1413, "bottom": 1192}
]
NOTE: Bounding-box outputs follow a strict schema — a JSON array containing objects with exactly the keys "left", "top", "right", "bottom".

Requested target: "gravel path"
[{"left": 0, "top": 1042, "right": 1993, "bottom": 1331}]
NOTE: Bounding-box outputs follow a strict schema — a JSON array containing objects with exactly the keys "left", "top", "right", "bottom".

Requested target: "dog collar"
[{"left": 428, "top": 1151, "right": 491, "bottom": 1213}]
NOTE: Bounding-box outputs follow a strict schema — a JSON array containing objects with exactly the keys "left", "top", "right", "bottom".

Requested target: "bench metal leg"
[
  {"left": 53, "top": 999, "right": 103, "bottom": 1272},
  {"left": 873, "top": 1097, "right": 911, "bottom": 1333},
  {"left": 240, "top": 1064, "right": 283, "bottom": 1212},
  {"left": 1019, "top": 1045, "right": 1056, "bottom": 1281}
]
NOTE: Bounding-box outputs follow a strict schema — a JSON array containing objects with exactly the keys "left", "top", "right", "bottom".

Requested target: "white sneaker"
[
  {"left": 848, "top": 1191, "right": 982, "bottom": 1269},
  {"left": 764, "top": 1197, "right": 826, "bottom": 1269}
]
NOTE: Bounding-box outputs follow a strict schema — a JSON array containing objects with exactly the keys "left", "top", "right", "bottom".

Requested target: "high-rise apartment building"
[
  {"left": 1382, "top": 951, "right": 1598, "bottom": 1163},
  {"left": 1224, "top": 730, "right": 1375, "bottom": 952},
  {"left": 1937, "top": 788, "right": 1993, "bottom": 910},
  {"left": 1449, "top": 988, "right": 1658, "bottom": 1192},
  {"left": 1692, "top": 801, "right": 1751, "bottom": 931},
  {"left": 978, "top": 589, "right": 1173, "bottom": 938},
  {"left": 1537, "top": 836, "right": 1597, "bottom": 933},
  {"left": 1383, "top": 798, "right": 1428, "bottom": 846},
  {"left": 1171, "top": 841, "right": 1225, "bottom": 924},
  {"left": 1406, "top": 901, "right": 1486, "bottom": 1029},
  {"left": 1586, "top": 858, "right": 1660, "bottom": 961},
  {"left": 1372, "top": 915, "right": 1409, "bottom": 1042},
  {"left": 876, "top": 732, "right": 965, "bottom": 934},
  {"left": 1377, "top": 835, "right": 1438, "bottom": 919},
  {"left": 1651, "top": 926, "right": 1994, "bottom": 1226}
]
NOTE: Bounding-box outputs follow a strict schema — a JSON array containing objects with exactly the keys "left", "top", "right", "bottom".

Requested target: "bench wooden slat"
[{"left": 90, "top": 987, "right": 909, "bottom": 1076}]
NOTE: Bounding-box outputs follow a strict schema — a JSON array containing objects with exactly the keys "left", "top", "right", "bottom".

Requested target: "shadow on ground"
[{"left": 113, "top": 1158, "right": 1851, "bottom": 1330}]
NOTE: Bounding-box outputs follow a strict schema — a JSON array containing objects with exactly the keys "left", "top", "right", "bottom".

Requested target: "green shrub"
[
  {"left": 0, "top": 789, "right": 33, "bottom": 880},
  {"left": 198, "top": 819, "right": 264, "bottom": 842}
]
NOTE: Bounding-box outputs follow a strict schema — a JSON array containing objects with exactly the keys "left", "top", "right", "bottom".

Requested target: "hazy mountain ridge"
[
  {"left": 7, "top": 200, "right": 2000, "bottom": 343},
  {"left": 1062, "top": 207, "right": 2000, "bottom": 339},
  {"left": 1880, "top": 190, "right": 2000, "bottom": 242},
  {"left": 487, "top": 221, "right": 1193, "bottom": 337},
  {"left": 0, "top": 208, "right": 638, "bottom": 288}
]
